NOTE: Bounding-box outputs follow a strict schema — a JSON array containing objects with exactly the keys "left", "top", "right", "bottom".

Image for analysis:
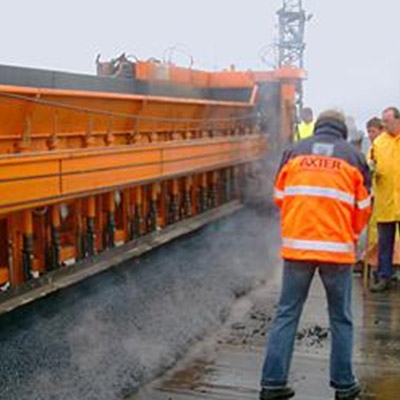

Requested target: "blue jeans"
[
  {"left": 261, "top": 260, "right": 356, "bottom": 390},
  {"left": 377, "top": 222, "right": 400, "bottom": 279}
]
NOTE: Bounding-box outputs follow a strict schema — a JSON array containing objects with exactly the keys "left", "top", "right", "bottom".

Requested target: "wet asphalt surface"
[
  {"left": 133, "top": 264, "right": 400, "bottom": 400},
  {"left": 0, "top": 207, "right": 280, "bottom": 400}
]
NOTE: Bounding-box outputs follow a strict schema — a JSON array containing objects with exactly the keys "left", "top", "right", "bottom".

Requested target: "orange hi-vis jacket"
[{"left": 274, "top": 118, "right": 372, "bottom": 264}]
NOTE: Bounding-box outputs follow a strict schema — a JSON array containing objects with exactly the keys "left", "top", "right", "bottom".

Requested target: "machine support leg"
[
  {"left": 170, "top": 180, "right": 180, "bottom": 223},
  {"left": 133, "top": 187, "right": 143, "bottom": 238},
  {"left": 200, "top": 173, "right": 208, "bottom": 213},
  {"left": 210, "top": 171, "right": 218, "bottom": 208},
  {"left": 50, "top": 205, "right": 61, "bottom": 270},
  {"left": 184, "top": 177, "right": 192, "bottom": 218},
  {"left": 86, "top": 196, "right": 96, "bottom": 256},
  {"left": 148, "top": 184, "right": 158, "bottom": 232},
  {"left": 22, "top": 211, "right": 34, "bottom": 280},
  {"left": 106, "top": 193, "right": 116, "bottom": 248}
]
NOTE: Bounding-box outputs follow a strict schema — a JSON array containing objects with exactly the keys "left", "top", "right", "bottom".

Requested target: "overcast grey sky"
[{"left": 2, "top": 1, "right": 399, "bottom": 126}]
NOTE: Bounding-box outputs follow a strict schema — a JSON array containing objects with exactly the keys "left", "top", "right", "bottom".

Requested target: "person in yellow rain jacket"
[
  {"left": 356, "top": 118, "right": 383, "bottom": 272},
  {"left": 295, "top": 107, "right": 315, "bottom": 141},
  {"left": 370, "top": 107, "right": 400, "bottom": 292}
]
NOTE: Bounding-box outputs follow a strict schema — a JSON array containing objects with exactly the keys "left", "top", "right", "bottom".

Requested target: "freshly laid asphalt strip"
[{"left": 0, "top": 208, "right": 280, "bottom": 400}]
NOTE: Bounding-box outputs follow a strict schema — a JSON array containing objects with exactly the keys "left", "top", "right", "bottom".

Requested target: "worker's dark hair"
[
  {"left": 366, "top": 117, "right": 384, "bottom": 130},
  {"left": 383, "top": 107, "right": 400, "bottom": 119},
  {"left": 301, "top": 107, "right": 313, "bottom": 116}
]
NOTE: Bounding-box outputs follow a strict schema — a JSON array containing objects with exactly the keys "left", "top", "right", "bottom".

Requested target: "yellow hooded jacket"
[{"left": 372, "top": 132, "right": 400, "bottom": 222}]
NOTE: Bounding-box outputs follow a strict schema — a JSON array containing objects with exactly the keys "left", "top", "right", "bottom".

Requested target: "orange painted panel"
[
  {"left": 62, "top": 164, "right": 162, "bottom": 195},
  {"left": 281, "top": 83, "right": 296, "bottom": 100},
  {"left": 163, "top": 143, "right": 224, "bottom": 161},
  {"left": 250, "top": 71, "right": 276, "bottom": 83},
  {"left": 162, "top": 152, "right": 239, "bottom": 176},
  {"left": 0, "top": 85, "right": 252, "bottom": 155},
  {"left": 0, "top": 136, "right": 267, "bottom": 215},
  {"left": 0, "top": 160, "right": 59, "bottom": 180},
  {"left": 162, "top": 139, "right": 243, "bottom": 161},
  {"left": 135, "top": 62, "right": 151, "bottom": 81},
  {"left": 0, "top": 177, "right": 60, "bottom": 208},
  {"left": 274, "top": 67, "right": 307, "bottom": 80},
  {"left": 62, "top": 148, "right": 162, "bottom": 174},
  {"left": 169, "top": 67, "right": 192, "bottom": 85},
  {"left": 209, "top": 72, "right": 254, "bottom": 88},
  {"left": 190, "top": 71, "right": 209, "bottom": 87}
]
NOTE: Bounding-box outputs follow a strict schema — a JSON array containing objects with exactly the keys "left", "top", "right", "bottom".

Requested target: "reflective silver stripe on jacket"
[
  {"left": 274, "top": 189, "right": 285, "bottom": 200},
  {"left": 284, "top": 186, "right": 355, "bottom": 205},
  {"left": 283, "top": 238, "right": 355, "bottom": 254},
  {"left": 357, "top": 196, "right": 372, "bottom": 210}
]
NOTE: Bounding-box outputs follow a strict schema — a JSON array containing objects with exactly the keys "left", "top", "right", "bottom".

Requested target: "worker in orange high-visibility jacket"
[{"left": 259, "top": 110, "right": 371, "bottom": 400}]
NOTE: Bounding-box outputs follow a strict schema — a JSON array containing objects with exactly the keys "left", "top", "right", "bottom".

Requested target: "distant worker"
[
  {"left": 366, "top": 117, "right": 384, "bottom": 164},
  {"left": 369, "top": 107, "right": 400, "bottom": 292},
  {"left": 259, "top": 110, "right": 371, "bottom": 400},
  {"left": 295, "top": 107, "right": 315, "bottom": 141},
  {"left": 366, "top": 117, "right": 384, "bottom": 145}
]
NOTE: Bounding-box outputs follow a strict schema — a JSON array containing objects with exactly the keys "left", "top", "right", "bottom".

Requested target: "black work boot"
[
  {"left": 370, "top": 277, "right": 390, "bottom": 292},
  {"left": 335, "top": 383, "right": 361, "bottom": 400},
  {"left": 260, "top": 386, "right": 295, "bottom": 400}
]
